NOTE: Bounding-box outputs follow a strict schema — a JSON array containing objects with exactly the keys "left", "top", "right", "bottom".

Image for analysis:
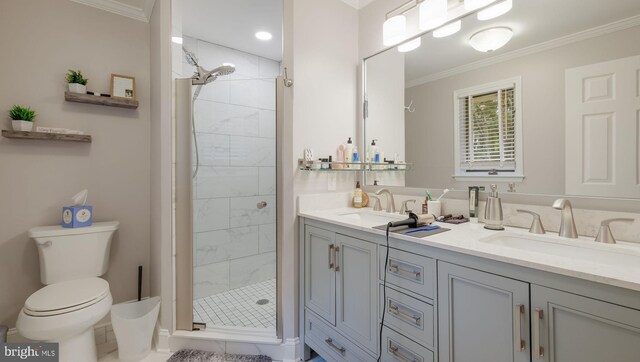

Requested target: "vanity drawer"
[
  {"left": 381, "top": 326, "right": 434, "bottom": 362},
  {"left": 379, "top": 284, "right": 434, "bottom": 350},
  {"left": 305, "top": 310, "right": 375, "bottom": 362},
  {"left": 380, "top": 247, "right": 435, "bottom": 299}
]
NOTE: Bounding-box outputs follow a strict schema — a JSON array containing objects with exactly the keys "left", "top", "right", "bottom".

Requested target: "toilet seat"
[{"left": 24, "top": 278, "right": 109, "bottom": 317}]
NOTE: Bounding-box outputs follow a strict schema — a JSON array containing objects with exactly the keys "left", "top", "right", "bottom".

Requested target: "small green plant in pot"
[
  {"left": 9, "top": 105, "right": 36, "bottom": 132},
  {"left": 66, "top": 69, "right": 88, "bottom": 94}
]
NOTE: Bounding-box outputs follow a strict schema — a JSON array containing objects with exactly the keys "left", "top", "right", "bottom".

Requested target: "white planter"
[
  {"left": 68, "top": 83, "right": 87, "bottom": 94},
  {"left": 12, "top": 120, "right": 33, "bottom": 132}
]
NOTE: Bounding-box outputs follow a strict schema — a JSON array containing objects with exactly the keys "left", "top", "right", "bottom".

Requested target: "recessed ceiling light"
[
  {"left": 433, "top": 20, "right": 462, "bottom": 38},
  {"left": 397, "top": 38, "right": 421, "bottom": 52},
  {"left": 255, "top": 31, "right": 273, "bottom": 41},
  {"left": 477, "top": 0, "right": 512, "bottom": 21},
  {"left": 172, "top": 36, "right": 183, "bottom": 44},
  {"left": 469, "top": 27, "right": 513, "bottom": 52}
]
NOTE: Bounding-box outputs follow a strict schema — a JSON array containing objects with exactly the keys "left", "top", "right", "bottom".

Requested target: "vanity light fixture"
[
  {"left": 255, "top": 31, "right": 273, "bottom": 41},
  {"left": 464, "top": 0, "right": 497, "bottom": 11},
  {"left": 398, "top": 37, "right": 421, "bottom": 52},
  {"left": 433, "top": 20, "right": 462, "bottom": 38},
  {"left": 419, "top": 0, "right": 448, "bottom": 30},
  {"left": 469, "top": 27, "right": 513, "bottom": 52},
  {"left": 383, "top": 15, "right": 407, "bottom": 46},
  {"left": 172, "top": 36, "right": 183, "bottom": 44},
  {"left": 477, "top": 0, "right": 512, "bottom": 20}
]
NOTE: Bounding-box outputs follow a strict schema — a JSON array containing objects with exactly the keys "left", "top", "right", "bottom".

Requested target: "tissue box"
[{"left": 62, "top": 205, "right": 93, "bottom": 228}]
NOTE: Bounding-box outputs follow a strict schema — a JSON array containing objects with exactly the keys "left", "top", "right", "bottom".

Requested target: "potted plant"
[
  {"left": 66, "top": 69, "right": 88, "bottom": 94},
  {"left": 9, "top": 105, "right": 36, "bottom": 132}
]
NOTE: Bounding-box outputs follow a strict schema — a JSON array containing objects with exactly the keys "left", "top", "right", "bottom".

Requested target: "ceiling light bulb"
[
  {"left": 398, "top": 38, "right": 421, "bottom": 52},
  {"left": 433, "top": 20, "right": 462, "bottom": 38},
  {"left": 419, "top": 0, "right": 448, "bottom": 30},
  {"left": 464, "top": 0, "right": 497, "bottom": 10},
  {"left": 255, "top": 31, "right": 273, "bottom": 41},
  {"left": 383, "top": 15, "right": 407, "bottom": 46},
  {"left": 477, "top": 0, "right": 512, "bottom": 20},
  {"left": 469, "top": 27, "right": 513, "bottom": 52},
  {"left": 172, "top": 36, "right": 183, "bottom": 44}
]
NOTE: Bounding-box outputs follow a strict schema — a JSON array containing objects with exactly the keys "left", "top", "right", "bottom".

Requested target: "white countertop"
[{"left": 299, "top": 207, "right": 640, "bottom": 293}]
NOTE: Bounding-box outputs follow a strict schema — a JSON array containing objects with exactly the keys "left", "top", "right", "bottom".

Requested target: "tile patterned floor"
[{"left": 193, "top": 279, "right": 276, "bottom": 329}]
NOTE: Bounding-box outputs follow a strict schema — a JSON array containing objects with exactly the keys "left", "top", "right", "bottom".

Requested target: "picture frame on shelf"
[{"left": 110, "top": 74, "right": 136, "bottom": 100}]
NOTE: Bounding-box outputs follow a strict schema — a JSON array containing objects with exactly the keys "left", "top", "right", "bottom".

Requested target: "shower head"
[{"left": 192, "top": 63, "right": 236, "bottom": 85}]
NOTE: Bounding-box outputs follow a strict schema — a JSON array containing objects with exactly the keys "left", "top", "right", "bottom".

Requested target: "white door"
[{"left": 565, "top": 55, "right": 640, "bottom": 198}]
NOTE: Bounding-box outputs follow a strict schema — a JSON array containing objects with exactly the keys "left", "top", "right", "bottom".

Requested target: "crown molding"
[
  {"left": 70, "top": 0, "right": 156, "bottom": 22},
  {"left": 340, "top": 0, "right": 374, "bottom": 10},
  {"left": 406, "top": 14, "right": 640, "bottom": 88}
]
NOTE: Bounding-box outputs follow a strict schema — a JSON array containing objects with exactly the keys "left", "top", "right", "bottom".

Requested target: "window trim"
[{"left": 452, "top": 76, "right": 524, "bottom": 182}]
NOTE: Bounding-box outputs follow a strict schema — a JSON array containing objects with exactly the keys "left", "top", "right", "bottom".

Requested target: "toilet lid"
[{"left": 24, "top": 278, "right": 109, "bottom": 317}]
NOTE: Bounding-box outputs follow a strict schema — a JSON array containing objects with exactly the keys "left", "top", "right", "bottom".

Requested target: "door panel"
[
  {"left": 336, "top": 234, "right": 378, "bottom": 354},
  {"left": 305, "top": 226, "right": 336, "bottom": 325},
  {"left": 438, "top": 262, "right": 530, "bottom": 362},
  {"left": 531, "top": 285, "right": 640, "bottom": 362}
]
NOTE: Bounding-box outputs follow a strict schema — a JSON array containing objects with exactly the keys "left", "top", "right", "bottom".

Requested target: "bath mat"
[{"left": 167, "top": 349, "right": 272, "bottom": 362}]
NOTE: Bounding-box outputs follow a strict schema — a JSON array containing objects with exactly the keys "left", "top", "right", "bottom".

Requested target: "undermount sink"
[
  {"left": 480, "top": 233, "right": 640, "bottom": 267},
  {"left": 338, "top": 210, "right": 405, "bottom": 224}
]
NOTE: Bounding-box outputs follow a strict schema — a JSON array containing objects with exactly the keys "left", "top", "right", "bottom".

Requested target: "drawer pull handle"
[
  {"left": 388, "top": 303, "right": 421, "bottom": 326},
  {"left": 514, "top": 304, "right": 525, "bottom": 352},
  {"left": 334, "top": 246, "right": 340, "bottom": 272},
  {"left": 389, "top": 264, "right": 421, "bottom": 278},
  {"left": 325, "top": 338, "right": 346, "bottom": 355},
  {"left": 534, "top": 308, "right": 544, "bottom": 359},
  {"left": 328, "top": 244, "right": 335, "bottom": 270},
  {"left": 389, "top": 343, "right": 419, "bottom": 362}
]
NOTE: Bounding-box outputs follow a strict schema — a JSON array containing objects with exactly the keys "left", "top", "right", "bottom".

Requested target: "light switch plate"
[{"left": 327, "top": 173, "right": 337, "bottom": 191}]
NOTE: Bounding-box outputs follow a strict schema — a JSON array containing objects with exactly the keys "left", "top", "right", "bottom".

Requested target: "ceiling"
[
  {"left": 181, "top": 0, "right": 283, "bottom": 61},
  {"left": 402, "top": 0, "right": 640, "bottom": 84},
  {"left": 340, "top": 0, "right": 375, "bottom": 10}
]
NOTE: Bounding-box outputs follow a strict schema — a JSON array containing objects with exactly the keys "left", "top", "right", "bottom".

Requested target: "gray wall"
[
  {"left": 405, "top": 25, "right": 640, "bottom": 194},
  {"left": 0, "top": 0, "right": 150, "bottom": 327}
]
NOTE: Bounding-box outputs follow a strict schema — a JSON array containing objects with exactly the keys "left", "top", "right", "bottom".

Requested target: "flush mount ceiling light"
[
  {"left": 383, "top": 15, "right": 407, "bottom": 46},
  {"left": 171, "top": 36, "right": 183, "bottom": 44},
  {"left": 469, "top": 27, "right": 513, "bottom": 52},
  {"left": 255, "top": 31, "right": 273, "bottom": 41},
  {"left": 433, "top": 20, "right": 462, "bottom": 38},
  {"left": 464, "top": 0, "right": 497, "bottom": 11},
  {"left": 477, "top": 0, "right": 512, "bottom": 20},
  {"left": 419, "top": 0, "right": 448, "bottom": 30},
  {"left": 398, "top": 37, "right": 421, "bottom": 52}
]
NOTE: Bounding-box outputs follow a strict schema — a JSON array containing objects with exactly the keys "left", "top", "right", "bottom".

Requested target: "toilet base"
[{"left": 54, "top": 327, "right": 97, "bottom": 362}]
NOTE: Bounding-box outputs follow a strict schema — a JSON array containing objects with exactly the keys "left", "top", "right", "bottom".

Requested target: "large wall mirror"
[{"left": 364, "top": 0, "right": 640, "bottom": 199}]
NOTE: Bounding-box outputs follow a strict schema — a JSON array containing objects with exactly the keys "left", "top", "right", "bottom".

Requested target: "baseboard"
[{"left": 156, "top": 327, "right": 171, "bottom": 353}]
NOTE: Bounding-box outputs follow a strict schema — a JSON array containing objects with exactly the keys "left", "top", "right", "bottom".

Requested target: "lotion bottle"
[
  {"left": 353, "top": 181, "right": 363, "bottom": 208},
  {"left": 345, "top": 137, "right": 354, "bottom": 168}
]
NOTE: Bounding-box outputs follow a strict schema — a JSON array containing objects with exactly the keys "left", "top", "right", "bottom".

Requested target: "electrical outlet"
[{"left": 327, "top": 173, "right": 337, "bottom": 191}]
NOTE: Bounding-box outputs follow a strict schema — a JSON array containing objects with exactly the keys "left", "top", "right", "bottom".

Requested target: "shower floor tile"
[{"left": 193, "top": 279, "right": 276, "bottom": 330}]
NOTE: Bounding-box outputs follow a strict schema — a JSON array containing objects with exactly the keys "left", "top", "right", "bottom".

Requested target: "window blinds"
[{"left": 459, "top": 87, "right": 516, "bottom": 171}]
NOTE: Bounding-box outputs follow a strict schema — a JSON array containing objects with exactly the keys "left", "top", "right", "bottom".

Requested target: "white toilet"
[{"left": 17, "top": 221, "right": 119, "bottom": 362}]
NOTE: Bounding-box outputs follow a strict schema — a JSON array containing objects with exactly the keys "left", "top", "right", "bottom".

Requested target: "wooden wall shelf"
[
  {"left": 64, "top": 91, "right": 138, "bottom": 109},
  {"left": 1, "top": 130, "right": 92, "bottom": 143}
]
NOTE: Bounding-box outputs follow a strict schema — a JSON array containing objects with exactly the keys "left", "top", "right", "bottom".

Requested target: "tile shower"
[{"left": 182, "top": 36, "right": 278, "bottom": 330}]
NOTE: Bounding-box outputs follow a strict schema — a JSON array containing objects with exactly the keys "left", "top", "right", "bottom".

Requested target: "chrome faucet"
[
  {"left": 375, "top": 188, "right": 396, "bottom": 213},
  {"left": 552, "top": 199, "right": 578, "bottom": 238}
]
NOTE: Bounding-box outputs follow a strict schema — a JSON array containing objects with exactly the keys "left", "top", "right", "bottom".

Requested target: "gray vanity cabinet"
[
  {"left": 530, "top": 285, "right": 640, "bottom": 362},
  {"left": 438, "top": 262, "right": 531, "bottom": 362},
  {"left": 304, "top": 225, "right": 379, "bottom": 356}
]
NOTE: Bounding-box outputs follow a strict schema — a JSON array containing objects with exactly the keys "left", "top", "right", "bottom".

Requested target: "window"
[{"left": 453, "top": 77, "right": 524, "bottom": 181}]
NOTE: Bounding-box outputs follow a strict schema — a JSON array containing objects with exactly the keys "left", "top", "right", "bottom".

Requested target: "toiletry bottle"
[
  {"left": 353, "top": 181, "right": 363, "bottom": 208},
  {"left": 345, "top": 137, "right": 354, "bottom": 168},
  {"left": 353, "top": 146, "right": 359, "bottom": 165},
  {"left": 422, "top": 193, "right": 429, "bottom": 214},
  {"left": 468, "top": 186, "right": 479, "bottom": 218},
  {"left": 369, "top": 139, "right": 379, "bottom": 164},
  {"left": 335, "top": 146, "right": 344, "bottom": 169}
]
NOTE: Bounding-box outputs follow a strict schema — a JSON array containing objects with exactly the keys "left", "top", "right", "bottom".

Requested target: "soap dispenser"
[
  {"left": 484, "top": 184, "right": 505, "bottom": 230},
  {"left": 345, "top": 137, "right": 354, "bottom": 168}
]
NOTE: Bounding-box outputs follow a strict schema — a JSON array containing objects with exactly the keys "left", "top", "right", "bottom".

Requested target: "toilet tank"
[{"left": 28, "top": 221, "right": 119, "bottom": 284}]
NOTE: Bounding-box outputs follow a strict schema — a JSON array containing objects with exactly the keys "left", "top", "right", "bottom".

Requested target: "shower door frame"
[{"left": 174, "top": 76, "right": 284, "bottom": 340}]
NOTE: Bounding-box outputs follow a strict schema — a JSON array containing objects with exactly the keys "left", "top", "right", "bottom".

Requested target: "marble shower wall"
[{"left": 181, "top": 36, "right": 279, "bottom": 299}]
